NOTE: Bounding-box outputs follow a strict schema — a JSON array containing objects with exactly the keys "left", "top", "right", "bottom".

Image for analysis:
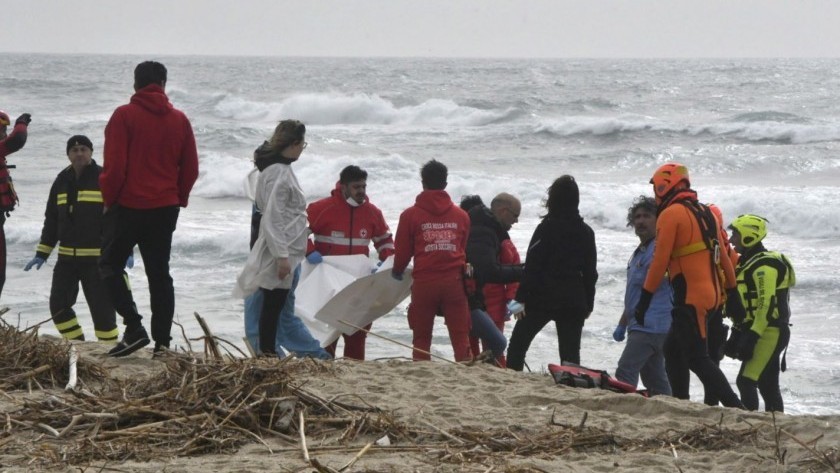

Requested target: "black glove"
[
  {"left": 15, "top": 113, "right": 31, "bottom": 126},
  {"left": 725, "top": 288, "right": 746, "bottom": 324},
  {"left": 724, "top": 328, "right": 742, "bottom": 359},
  {"left": 737, "top": 330, "right": 760, "bottom": 362},
  {"left": 634, "top": 289, "right": 653, "bottom": 326}
]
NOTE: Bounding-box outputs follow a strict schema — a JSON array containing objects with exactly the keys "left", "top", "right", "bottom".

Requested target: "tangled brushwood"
[{"left": 1, "top": 312, "right": 838, "bottom": 472}]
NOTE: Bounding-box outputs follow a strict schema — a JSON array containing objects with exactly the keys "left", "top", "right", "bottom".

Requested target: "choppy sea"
[{"left": 1, "top": 54, "right": 838, "bottom": 414}]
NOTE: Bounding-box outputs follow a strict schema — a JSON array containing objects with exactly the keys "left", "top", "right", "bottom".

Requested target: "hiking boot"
[{"left": 108, "top": 326, "right": 150, "bottom": 357}]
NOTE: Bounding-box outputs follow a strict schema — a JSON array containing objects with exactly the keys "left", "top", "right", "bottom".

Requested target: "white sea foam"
[
  {"left": 536, "top": 114, "right": 840, "bottom": 144},
  {"left": 213, "top": 92, "right": 516, "bottom": 126},
  {"left": 3, "top": 55, "right": 839, "bottom": 414}
]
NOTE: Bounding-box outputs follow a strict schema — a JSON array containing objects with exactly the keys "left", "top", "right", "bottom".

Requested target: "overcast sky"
[{"left": 2, "top": 0, "right": 840, "bottom": 58}]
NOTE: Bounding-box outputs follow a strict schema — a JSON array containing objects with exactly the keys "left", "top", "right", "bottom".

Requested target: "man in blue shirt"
[{"left": 612, "top": 196, "right": 672, "bottom": 396}]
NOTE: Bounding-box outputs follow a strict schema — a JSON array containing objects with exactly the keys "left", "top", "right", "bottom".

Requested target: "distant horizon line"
[{"left": 2, "top": 51, "right": 839, "bottom": 61}]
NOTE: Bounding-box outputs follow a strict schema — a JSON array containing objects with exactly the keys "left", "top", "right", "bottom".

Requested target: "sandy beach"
[{"left": 1, "top": 329, "right": 838, "bottom": 473}]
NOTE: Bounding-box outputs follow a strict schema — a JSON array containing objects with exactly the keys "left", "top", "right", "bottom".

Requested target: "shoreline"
[{"left": 1, "top": 334, "right": 838, "bottom": 472}]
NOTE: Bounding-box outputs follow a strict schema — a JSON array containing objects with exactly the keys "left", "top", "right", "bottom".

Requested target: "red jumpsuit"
[{"left": 393, "top": 190, "right": 472, "bottom": 361}]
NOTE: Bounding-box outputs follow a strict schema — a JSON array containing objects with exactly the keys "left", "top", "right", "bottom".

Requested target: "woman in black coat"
[{"left": 506, "top": 175, "right": 598, "bottom": 370}]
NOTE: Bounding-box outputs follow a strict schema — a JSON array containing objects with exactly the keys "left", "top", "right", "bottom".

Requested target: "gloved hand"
[
  {"left": 724, "top": 328, "right": 742, "bottom": 359},
  {"left": 613, "top": 324, "right": 627, "bottom": 342},
  {"left": 15, "top": 113, "right": 31, "bottom": 126},
  {"left": 126, "top": 253, "right": 135, "bottom": 269},
  {"left": 391, "top": 270, "right": 403, "bottom": 281},
  {"left": 737, "top": 329, "right": 760, "bottom": 362},
  {"left": 725, "top": 288, "right": 746, "bottom": 325},
  {"left": 507, "top": 300, "right": 524, "bottom": 318},
  {"left": 306, "top": 251, "right": 323, "bottom": 265},
  {"left": 24, "top": 256, "right": 46, "bottom": 271},
  {"left": 634, "top": 289, "right": 653, "bottom": 326},
  {"left": 371, "top": 260, "right": 384, "bottom": 274}
]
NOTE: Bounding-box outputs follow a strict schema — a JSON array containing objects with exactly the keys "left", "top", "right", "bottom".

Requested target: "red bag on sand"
[{"left": 548, "top": 363, "right": 648, "bottom": 397}]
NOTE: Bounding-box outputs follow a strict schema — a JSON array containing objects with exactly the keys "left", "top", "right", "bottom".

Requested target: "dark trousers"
[
  {"left": 507, "top": 307, "right": 584, "bottom": 371},
  {"left": 665, "top": 305, "right": 743, "bottom": 408},
  {"left": 259, "top": 287, "right": 290, "bottom": 355},
  {"left": 99, "top": 205, "right": 179, "bottom": 346},
  {"left": 666, "top": 308, "right": 729, "bottom": 403},
  {"left": 50, "top": 258, "right": 117, "bottom": 341}
]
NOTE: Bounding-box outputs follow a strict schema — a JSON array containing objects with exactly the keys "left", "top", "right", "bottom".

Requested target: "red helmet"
[
  {"left": 650, "top": 163, "right": 690, "bottom": 199},
  {"left": 0, "top": 110, "right": 10, "bottom": 128}
]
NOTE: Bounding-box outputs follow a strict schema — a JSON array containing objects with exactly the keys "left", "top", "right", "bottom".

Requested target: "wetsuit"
[
  {"left": 668, "top": 204, "right": 736, "bottom": 404},
  {"left": 733, "top": 245, "right": 794, "bottom": 412},
  {"left": 641, "top": 189, "right": 743, "bottom": 408}
]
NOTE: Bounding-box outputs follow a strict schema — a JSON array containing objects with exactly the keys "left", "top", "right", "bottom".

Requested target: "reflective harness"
[{"left": 669, "top": 199, "right": 726, "bottom": 303}]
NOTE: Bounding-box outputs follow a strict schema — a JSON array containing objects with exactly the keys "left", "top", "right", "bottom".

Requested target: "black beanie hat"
[{"left": 66, "top": 135, "right": 93, "bottom": 155}]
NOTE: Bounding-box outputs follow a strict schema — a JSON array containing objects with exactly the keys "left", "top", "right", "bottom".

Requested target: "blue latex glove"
[
  {"left": 24, "top": 256, "right": 46, "bottom": 271},
  {"left": 506, "top": 300, "right": 524, "bottom": 317},
  {"left": 391, "top": 270, "right": 403, "bottom": 281},
  {"left": 126, "top": 253, "right": 135, "bottom": 269},
  {"left": 612, "top": 324, "right": 626, "bottom": 342},
  {"left": 306, "top": 251, "right": 323, "bottom": 265},
  {"left": 371, "top": 260, "right": 384, "bottom": 274}
]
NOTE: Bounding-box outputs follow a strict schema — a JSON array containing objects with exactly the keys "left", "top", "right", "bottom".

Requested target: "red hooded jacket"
[
  {"left": 100, "top": 84, "right": 199, "bottom": 209},
  {"left": 306, "top": 182, "right": 394, "bottom": 260},
  {"left": 393, "top": 190, "right": 470, "bottom": 283}
]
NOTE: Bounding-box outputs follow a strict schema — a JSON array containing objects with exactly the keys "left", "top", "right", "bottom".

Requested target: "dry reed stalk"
[{"left": 2, "top": 316, "right": 838, "bottom": 472}]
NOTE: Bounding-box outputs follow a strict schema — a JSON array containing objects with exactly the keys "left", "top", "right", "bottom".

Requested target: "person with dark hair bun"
[
  {"left": 507, "top": 175, "right": 598, "bottom": 370},
  {"left": 235, "top": 120, "right": 315, "bottom": 358}
]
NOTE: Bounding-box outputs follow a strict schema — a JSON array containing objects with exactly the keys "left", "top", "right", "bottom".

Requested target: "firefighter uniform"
[{"left": 34, "top": 160, "right": 118, "bottom": 342}]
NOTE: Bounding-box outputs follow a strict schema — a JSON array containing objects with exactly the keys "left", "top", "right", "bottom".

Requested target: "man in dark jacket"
[
  {"left": 465, "top": 193, "right": 525, "bottom": 366},
  {"left": 99, "top": 61, "right": 199, "bottom": 357},
  {"left": 24, "top": 136, "right": 118, "bottom": 343}
]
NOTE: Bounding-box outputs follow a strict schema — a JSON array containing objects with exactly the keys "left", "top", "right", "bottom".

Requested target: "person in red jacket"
[
  {"left": 0, "top": 109, "right": 31, "bottom": 299},
  {"left": 392, "top": 160, "right": 472, "bottom": 362},
  {"left": 306, "top": 165, "right": 394, "bottom": 360},
  {"left": 99, "top": 61, "right": 199, "bottom": 357}
]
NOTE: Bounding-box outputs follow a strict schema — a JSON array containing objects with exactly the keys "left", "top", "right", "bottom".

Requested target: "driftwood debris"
[{"left": 0, "top": 311, "right": 837, "bottom": 472}]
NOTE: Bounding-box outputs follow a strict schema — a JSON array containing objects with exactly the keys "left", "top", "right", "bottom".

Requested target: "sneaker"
[
  {"left": 152, "top": 343, "right": 170, "bottom": 358},
  {"left": 108, "top": 326, "right": 150, "bottom": 357}
]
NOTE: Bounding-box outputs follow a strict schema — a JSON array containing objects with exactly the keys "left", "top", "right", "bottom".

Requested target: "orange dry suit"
[{"left": 642, "top": 190, "right": 738, "bottom": 338}]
